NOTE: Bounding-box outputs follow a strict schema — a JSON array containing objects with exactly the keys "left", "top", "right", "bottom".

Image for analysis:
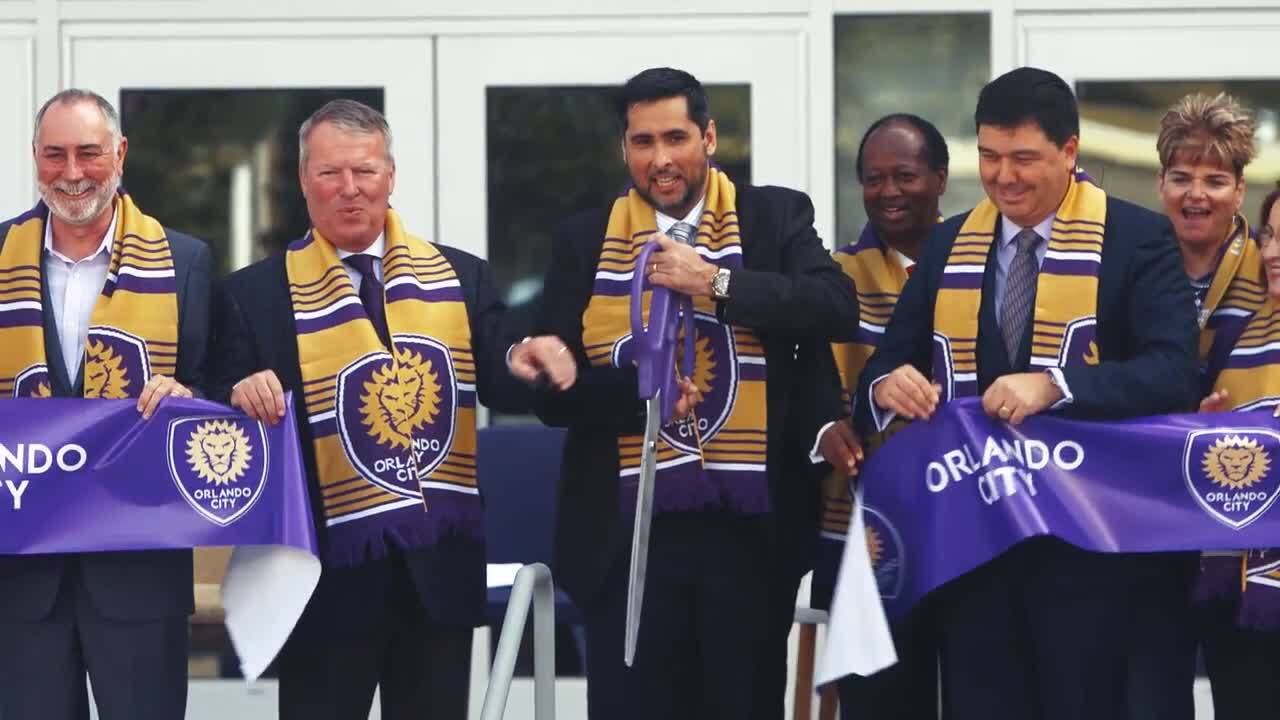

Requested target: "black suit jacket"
[
  {"left": 0, "top": 224, "right": 211, "bottom": 622},
  {"left": 854, "top": 196, "right": 1199, "bottom": 436},
  {"left": 535, "top": 184, "right": 857, "bottom": 606},
  {"left": 209, "top": 241, "right": 532, "bottom": 626}
]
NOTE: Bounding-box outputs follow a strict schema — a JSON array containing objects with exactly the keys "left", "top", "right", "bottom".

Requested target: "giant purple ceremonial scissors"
[{"left": 624, "top": 222, "right": 697, "bottom": 666}]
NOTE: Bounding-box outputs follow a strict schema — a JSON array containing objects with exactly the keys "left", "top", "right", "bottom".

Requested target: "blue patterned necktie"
[
  {"left": 343, "top": 254, "right": 391, "bottom": 350},
  {"left": 668, "top": 221, "right": 696, "bottom": 246},
  {"left": 999, "top": 228, "right": 1043, "bottom": 364}
]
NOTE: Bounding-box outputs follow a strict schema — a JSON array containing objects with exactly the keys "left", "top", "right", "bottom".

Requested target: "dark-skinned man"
[{"left": 813, "top": 113, "right": 949, "bottom": 720}]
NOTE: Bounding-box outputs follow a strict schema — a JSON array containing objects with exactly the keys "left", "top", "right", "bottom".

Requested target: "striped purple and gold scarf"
[
  {"left": 1203, "top": 295, "right": 1280, "bottom": 629},
  {"left": 287, "top": 210, "right": 480, "bottom": 567},
  {"left": 0, "top": 192, "right": 177, "bottom": 400},
  {"left": 933, "top": 170, "right": 1105, "bottom": 399},
  {"left": 581, "top": 168, "right": 770, "bottom": 515},
  {"left": 1199, "top": 217, "right": 1266, "bottom": 376}
]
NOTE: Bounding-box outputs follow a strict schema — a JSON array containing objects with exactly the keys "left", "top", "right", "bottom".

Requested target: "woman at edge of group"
[
  {"left": 1190, "top": 184, "right": 1280, "bottom": 720},
  {"left": 1126, "top": 92, "right": 1262, "bottom": 720},
  {"left": 1158, "top": 93, "right": 1259, "bottom": 367}
]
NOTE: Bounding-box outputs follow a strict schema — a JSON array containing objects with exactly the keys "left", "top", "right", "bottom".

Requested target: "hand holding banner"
[
  {"left": 819, "top": 398, "right": 1280, "bottom": 686},
  {"left": 0, "top": 394, "right": 318, "bottom": 680}
]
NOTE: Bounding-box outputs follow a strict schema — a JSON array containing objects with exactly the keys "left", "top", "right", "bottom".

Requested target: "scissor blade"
[{"left": 625, "top": 394, "right": 663, "bottom": 666}]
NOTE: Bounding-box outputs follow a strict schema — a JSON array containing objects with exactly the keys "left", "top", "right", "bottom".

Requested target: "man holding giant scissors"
[{"left": 535, "top": 67, "right": 856, "bottom": 719}]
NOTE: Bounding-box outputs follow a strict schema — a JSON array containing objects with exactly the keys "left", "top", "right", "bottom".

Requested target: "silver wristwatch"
[{"left": 710, "top": 267, "right": 731, "bottom": 300}]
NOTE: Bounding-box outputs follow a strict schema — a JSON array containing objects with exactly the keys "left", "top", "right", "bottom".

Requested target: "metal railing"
[{"left": 480, "top": 562, "right": 557, "bottom": 720}]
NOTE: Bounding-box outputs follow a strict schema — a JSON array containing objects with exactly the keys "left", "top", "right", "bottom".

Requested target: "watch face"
[{"left": 713, "top": 269, "right": 730, "bottom": 297}]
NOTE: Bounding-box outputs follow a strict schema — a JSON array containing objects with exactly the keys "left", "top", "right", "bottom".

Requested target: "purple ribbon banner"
[
  {"left": 819, "top": 397, "right": 1280, "bottom": 683},
  {"left": 0, "top": 395, "right": 319, "bottom": 680}
]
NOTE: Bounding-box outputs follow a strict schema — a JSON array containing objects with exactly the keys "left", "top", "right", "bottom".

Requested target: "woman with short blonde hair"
[
  {"left": 1156, "top": 92, "right": 1275, "bottom": 720},
  {"left": 1157, "top": 92, "right": 1258, "bottom": 317}
]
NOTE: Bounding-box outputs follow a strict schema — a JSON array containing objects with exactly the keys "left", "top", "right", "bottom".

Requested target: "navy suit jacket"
[
  {"left": 535, "top": 184, "right": 857, "bottom": 607},
  {"left": 0, "top": 221, "right": 211, "bottom": 622},
  {"left": 854, "top": 195, "right": 1199, "bottom": 435},
  {"left": 208, "top": 241, "right": 533, "bottom": 627}
]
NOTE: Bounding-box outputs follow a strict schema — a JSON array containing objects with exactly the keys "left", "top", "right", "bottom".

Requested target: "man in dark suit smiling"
[
  {"left": 209, "top": 99, "right": 572, "bottom": 720},
  {"left": 536, "top": 67, "right": 856, "bottom": 719},
  {"left": 0, "top": 89, "right": 212, "bottom": 720},
  {"left": 855, "top": 67, "right": 1199, "bottom": 720}
]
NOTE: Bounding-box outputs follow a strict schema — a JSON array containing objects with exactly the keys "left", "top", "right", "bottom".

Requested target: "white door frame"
[{"left": 1017, "top": 9, "right": 1280, "bottom": 87}]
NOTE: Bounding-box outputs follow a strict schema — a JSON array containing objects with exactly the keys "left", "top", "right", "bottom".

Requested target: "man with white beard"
[{"left": 0, "top": 89, "right": 211, "bottom": 720}]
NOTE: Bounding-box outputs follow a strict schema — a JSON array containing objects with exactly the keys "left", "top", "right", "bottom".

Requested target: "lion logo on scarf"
[
  {"left": 83, "top": 339, "right": 131, "bottom": 399},
  {"left": 13, "top": 365, "right": 51, "bottom": 398},
  {"left": 687, "top": 335, "right": 717, "bottom": 395},
  {"left": 186, "top": 420, "right": 253, "bottom": 485},
  {"left": 865, "top": 525, "right": 884, "bottom": 567},
  {"left": 360, "top": 346, "right": 443, "bottom": 451},
  {"left": 607, "top": 313, "right": 740, "bottom": 454},
  {"left": 1204, "top": 435, "right": 1271, "bottom": 490},
  {"left": 1083, "top": 341, "right": 1100, "bottom": 366},
  {"left": 863, "top": 506, "right": 905, "bottom": 600},
  {"left": 336, "top": 337, "right": 458, "bottom": 499}
]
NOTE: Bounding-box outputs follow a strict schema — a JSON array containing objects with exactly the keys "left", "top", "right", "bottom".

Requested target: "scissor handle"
[{"left": 630, "top": 239, "right": 693, "bottom": 423}]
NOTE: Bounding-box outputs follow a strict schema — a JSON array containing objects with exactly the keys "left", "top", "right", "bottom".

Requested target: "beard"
[
  {"left": 38, "top": 172, "right": 120, "bottom": 226},
  {"left": 636, "top": 164, "right": 708, "bottom": 219}
]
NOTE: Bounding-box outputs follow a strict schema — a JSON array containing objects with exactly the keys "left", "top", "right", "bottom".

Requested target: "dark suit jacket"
[
  {"left": 854, "top": 196, "right": 1199, "bottom": 435},
  {"left": 209, "top": 241, "right": 532, "bottom": 626},
  {"left": 535, "top": 184, "right": 857, "bottom": 607},
  {"left": 0, "top": 223, "right": 211, "bottom": 622}
]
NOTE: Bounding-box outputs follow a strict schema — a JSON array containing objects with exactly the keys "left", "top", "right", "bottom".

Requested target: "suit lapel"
[{"left": 274, "top": 259, "right": 305, "bottom": 401}]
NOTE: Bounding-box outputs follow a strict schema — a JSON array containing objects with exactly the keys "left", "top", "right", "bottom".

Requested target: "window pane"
[
  {"left": 1077, "top": 80, "right": 1280, "bottom": 226},
  {"left": 120, "top": 88, "right": 385, "bottom": 275},
  {"left": 834, "top": 14, "right": 990, "bottom": 243},
  {"left": 485, "top": 84, "right": 751, "bottom": 307}
]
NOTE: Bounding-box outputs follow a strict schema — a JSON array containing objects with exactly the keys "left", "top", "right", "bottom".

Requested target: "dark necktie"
[
  {"left": 343, "top": 254, "right": 391, "bottom": 349},
  {"left": 999, "top": 228, "right": 1043, "bottom": 364}
]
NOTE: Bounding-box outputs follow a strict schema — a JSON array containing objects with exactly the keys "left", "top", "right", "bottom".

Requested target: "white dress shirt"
[
  {"left": 43, "top": 210, "right": 117, "bottom": 380},
  {"left": 888, "top": 248, "right": 916, "bottom": 273},
  {"left": 655, "top": 199, "right": 706, "bottom": 237}
]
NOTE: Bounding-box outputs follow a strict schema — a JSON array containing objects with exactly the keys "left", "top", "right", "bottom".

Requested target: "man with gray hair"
[
  {"left": 0, "top": 89, "right": 212, "bottom": 719},
  {"left": 209, "top": 98, "right": 576, "bottom": 720}
]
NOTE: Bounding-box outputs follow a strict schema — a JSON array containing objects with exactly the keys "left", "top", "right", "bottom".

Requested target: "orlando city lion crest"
[
  {"left": 83, "top": 327, "right": 151, "bottom": 398},
  {"left": 862, "top": 505, "right": 906, "bottom": 600},
  {"left": 336, "top": 335, "right": 457, "bottom": 499},
  {"left": 611, "top": 311, "right": 738, "bottom": 453},
  {"left": 1184, "top": 429, "right": 1280, "bottom": 530},
  {"left": 13, "top": 364, "right": 51, "bottom": 398},
  {"left": 168, "top": 416, "right": 268, "bottom": 526}
]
